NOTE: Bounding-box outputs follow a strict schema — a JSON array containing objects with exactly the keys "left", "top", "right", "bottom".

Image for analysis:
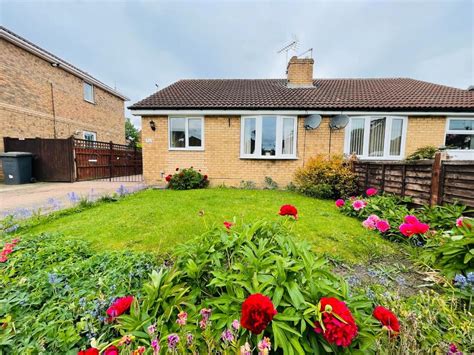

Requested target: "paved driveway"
[{"left": 0, "top": 180, "right": 145, "bottom": 216}]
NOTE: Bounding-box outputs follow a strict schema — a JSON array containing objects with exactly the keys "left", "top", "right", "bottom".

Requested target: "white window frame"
[
  {"left": 168, "top": 116, "right": 204, "bottom": 151},
  {"left": 240, "top": 115, "right": 298, "bottom": 160},
  {"left": 83, "top": 131, "right": 97, "bottom": 141},
  {"left": 445, "top": 117, "right": 474, "bottom": 151},
  {"left": 344, "top": 116, "right": 408, "bottom": 160},
  {"left": 83, "top": 82, "right": 95, "bottom": 103}
]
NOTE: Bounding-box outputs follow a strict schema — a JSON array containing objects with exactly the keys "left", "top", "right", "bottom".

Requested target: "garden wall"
[{"left": 352, "top": 154, "right": 474, "bottom": 207}]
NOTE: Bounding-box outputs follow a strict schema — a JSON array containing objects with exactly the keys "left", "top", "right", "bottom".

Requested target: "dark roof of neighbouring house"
[
  {"left": 129, "top": 78, "right": 474, "bottom": 112},
  {"left": 0, "top": 26, "right": 129, "bottom": 101}
]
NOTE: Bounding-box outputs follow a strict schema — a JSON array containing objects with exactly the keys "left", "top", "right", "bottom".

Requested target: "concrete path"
[{"left": 0, "top": 180, "right": 145, "bottom": 217}]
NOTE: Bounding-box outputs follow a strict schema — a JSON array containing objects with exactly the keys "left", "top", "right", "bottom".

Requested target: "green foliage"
[
  {"left": 420, "top": 220, "right": 474, "bottom": 278},
  {"left": 0, "top": 234, "right": 157, "bottom": 353},
  {"left": 294, "top": 155, "right": 358, "bottom": 199},
  {"left": 263, "top": 176, "right": 278, "bottom": 190},
  {"left": 125, "top": 118, "right": 140, "bottom": 147},
  {"left": 117, "top": 221, "right": 379, "bottom": 353},
  {"left": 168, "top": 167, "right": 209, "bottom": 190},
  {"left": 419, "top": 203, "right": 472, "bottom": 231},
  {"left": 406, "top": 146, "right": 438, "bottom": 160}
]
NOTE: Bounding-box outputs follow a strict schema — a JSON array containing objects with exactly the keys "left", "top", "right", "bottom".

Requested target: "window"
[
  {"left": 83, "top": 82, "right": 94, "bottom": 103},
  {"left": 445, "top": 118, "right": 474, "bottom": 150},
  {"left": 83, "top": 131, "right": 96, "bottom": 141},
  {"left": 345, "top": 116, "right": 406, "bottom": 159},
  {"left": 169, "top": 117, "right": 204, "bottom": 150},
  {"left": 241, "top": 115, "right": 297, "bottom": 159}
]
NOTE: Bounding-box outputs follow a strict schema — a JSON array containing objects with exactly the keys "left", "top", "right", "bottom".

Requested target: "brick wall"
[
  {"left": 405, "top": 116, "right": 446, "bottom": 155},
  {"left": 286, "top": 56, "right": 314, "bottom": 86},
  {"left": 0, "top": 38, "right": 126, "bottom": 177},
  {"left": 141, "top": 115, "right": 345, "bottom": 187}
]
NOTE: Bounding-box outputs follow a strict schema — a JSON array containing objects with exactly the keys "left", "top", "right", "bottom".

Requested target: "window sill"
[
  {"left": 240, "top": 156, "right": 298, "bottom": 160},
  {"left": 356, "top": 156, "right": 404, "bottom": 161},
  {"left": 84, "top": 98, "right": 95, "bottom": 105},
  {"left": 168, "top": 148, "right": 204, "bottom": 152}
]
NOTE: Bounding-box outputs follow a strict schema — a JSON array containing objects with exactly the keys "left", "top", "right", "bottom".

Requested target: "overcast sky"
[{"left": 2, "top": 0, "right": 473, "bottom": 127}]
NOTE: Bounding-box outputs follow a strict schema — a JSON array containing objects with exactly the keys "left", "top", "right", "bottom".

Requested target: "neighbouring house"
[
  {"left": 130, "top": 56, "right": 474, "bottom": 187},
  {"left": 0, "top": 26, "right": 128, "bottom": 178}
]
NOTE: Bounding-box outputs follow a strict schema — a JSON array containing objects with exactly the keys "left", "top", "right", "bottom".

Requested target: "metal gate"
[{"left": 74, "top": 139, "right": 143, "bottom": 181}]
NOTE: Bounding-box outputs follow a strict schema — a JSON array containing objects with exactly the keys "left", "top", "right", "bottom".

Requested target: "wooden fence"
[
  {"left": 352, "top": 153, "right": 474, "bottom": 207},
  {"left": 3, "top": 137, "right": 142, "bottom": 182}
]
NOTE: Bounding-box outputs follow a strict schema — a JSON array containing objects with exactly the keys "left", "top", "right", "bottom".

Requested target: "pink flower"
[
  {"left": 335, "top": 199, "right": 345, "bottom": 208},
  {"left": 352, "top": 200, "right": 367, "bottom": 211},
  {"left": 0, "top": 255, "right": 7, "bottom": 263},
  {"left": 456, "top": 217, "right": 471, "bottom": 228},
  {"left": 232, "top": 319, "right": 240, "bottom": 330},
  {"left": 399, "top": 215, "right": 429, "bottom": 237},
  {"left": 176, "top": 311, "right": 187, "bottom": 326},
  {"left": 362, "top": 215, "right": 380, "bottom": 230},
  {"left": 366, "top": 188, "right": 378, "bottom": 197},
  {"left": 456, "top": 217, "right": 464, "bottom": 227},
  {"left": 257, "top": 337, "right": 272, "bottom": 354},
  {"left": 404, "top": 215, "right": 419, "bottom": 224},
  {"left": 376, "top": 220, "right": 390, "bottom": 233},
  {"left": 223, "top": 221, "right": 234, "bottom": 230}
]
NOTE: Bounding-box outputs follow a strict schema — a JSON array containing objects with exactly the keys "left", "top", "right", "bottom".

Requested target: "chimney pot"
[{"left": 286, "top": 56, "right": 314, "bottom": 88}]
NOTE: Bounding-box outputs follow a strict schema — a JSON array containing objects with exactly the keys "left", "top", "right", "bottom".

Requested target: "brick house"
[
  {"left": 0, "top": 26, "right": 128, "bottom": 176},
  {"left": 130, "top": 56, "right": 474, "bottom": 187}
]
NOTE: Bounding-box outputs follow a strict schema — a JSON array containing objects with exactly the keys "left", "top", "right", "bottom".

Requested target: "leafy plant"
[
  {"left": 239, "top": 180, "right": 257, "bottom": 190},
  {"left": 294, "top": 155, "right": 358, "bottom": 199},
  {"left": 167, "top": 167, "right": 209, "bottom": 190},
  {"left": 406, "top": 146, "right": 438, "bottom": 160},
  {"left": 263, "top": 176, "right": 278, "bottom": 190},
  {"left": 418, "top": 203, "right": 472, "bottom": 231}
]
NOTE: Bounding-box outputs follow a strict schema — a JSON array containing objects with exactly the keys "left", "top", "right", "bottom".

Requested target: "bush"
[
  {"left": 406, "top": 146, "right": 438, "bottom": 160},
  {"left": 0, "top": 234, "right": 157, "bottom": 353},
  {"left": 167, "top": 167, "right": 209, "bottom": 190},
  {"left": 263, "top": 176, "right": 278, "bottom": 190},
  {"left": 117, "top": 221, "right": 381, "bottom": 353},
  {"left": 294, "top": 155, "right": 358, "bottom": 199}
]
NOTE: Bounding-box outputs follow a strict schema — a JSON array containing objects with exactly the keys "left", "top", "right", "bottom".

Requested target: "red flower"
[
  {"left": 223, "top": 221, "right": 234, "bottom": 230},
  {"left": 165, "top": 174, "right": 172, "bottom": 182},
  {"left": 241, "top": 293, "right": 277, "bottom": 334},
  {"left": 106, "top": 296, "right": 134, "bottom": 321},
  {"left": 203, "top": 175, "right": 208, "bottom": 180},
  {"left": 279, "top": 205, "right": 298, "bottom": 219},
  {"left": 78, "top": 348, "right": 99, "bottom": 355},
  {"left": 103, "top": 345, "right": 120, "bottom": 355},
  {"left": 366, "top": 188, "right": 378, "bottom": 197},
  {"left": 399, "top": 215, "right": 429, "bottom": 237},
  {"left": 372, "top": 306, "right": 400, "bottom": 337},
  {"left": 313, "top": 297, "right": 358, "bottom": 348}
]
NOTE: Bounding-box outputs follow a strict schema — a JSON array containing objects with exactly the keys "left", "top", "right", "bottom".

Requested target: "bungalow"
[{"left": 130, "top": 56, "right": 474, "bottom": 187}]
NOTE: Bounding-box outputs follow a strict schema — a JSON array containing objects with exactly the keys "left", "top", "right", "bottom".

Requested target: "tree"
[{"left": 125, "top": 118, "right": 140, "bottom": 147}]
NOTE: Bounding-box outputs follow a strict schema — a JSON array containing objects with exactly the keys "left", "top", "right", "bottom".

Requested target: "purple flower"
[
  {"left": 147, "top": 323, "right": 156, "bottom": 334},
  {"left": 67, "top": 192, "right": 80, "bottom": 204},
  {"left": 151, "top": 338, "right": 160, "bottom": 354},
  {"left": 167, "top": 334, "right": 179, "bottom": 350},
  {"left": 232, "top": 319, "right": 240, "bottom": 330},
  {"left": 221, "top": 329, "right": 234, "bottom": 343},
  {"left": 116, "top": 184, "right": 129, "bottom": 196},
  {"left": 200, "top": 308, "right": 212, "bottom": 321},
  {"left": 448, "top": 343, "right": 462, "bottom": 355}
]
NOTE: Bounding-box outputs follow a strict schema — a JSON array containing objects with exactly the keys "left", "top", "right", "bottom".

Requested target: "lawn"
[{"left": 24, "top": 188, "right": 398, "bottom": 263}]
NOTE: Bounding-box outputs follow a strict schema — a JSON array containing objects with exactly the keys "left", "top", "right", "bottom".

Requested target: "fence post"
[
  {"left": 429, "top": 152, "right": 446, "bottom": 206},
  {"left": 109, "top": 141, "right": 114, "bottom": 181}
]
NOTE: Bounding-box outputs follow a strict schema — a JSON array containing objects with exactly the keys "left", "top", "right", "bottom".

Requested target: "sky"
[{"left": 2, "top": 0, "right": 473, "bottom": 128}]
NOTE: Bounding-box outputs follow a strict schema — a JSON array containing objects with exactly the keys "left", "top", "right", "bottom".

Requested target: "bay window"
[
  {"left": 169, "top": 117, "right": 204, "bottom": 150},
  {"left": 345, "top": 116, "right": 406, "bottom": 159},
  {"left": 241, "top": 115, "right": 297, "bottom": 159},
  {"left": 445, "top": 118, "right": 474, "bottom": 150}
]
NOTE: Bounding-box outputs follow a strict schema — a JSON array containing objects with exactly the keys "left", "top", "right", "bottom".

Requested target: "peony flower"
[
  {"left": 221, "top": 329, "right": 235, "bottom": 343},
  {"left": 352, "top": 200, "right": 367, "bottom": 211},
  {"left": 376, "top": 220, "right": 390, "bottom": 233},
  {"left": 232, "top": 319, "right": 240, "bottom": 330},
  {"left": 103, "top": 345, "right": 119, "bottom": 355},
  {"left": 335, "top": 199, "right": 345, "bottom": 208},
  {"left": 223, "top": 221, "right": 234, "bottom": 230},
  {"left": 366, "top": 188, "right": 378, "bottom": 197},
  {"left": 279, "top": 204, "right": 298, "bottom": 219},
  {"left": 78, "top": 348, "right": 99, "bottom": 355},
  {"left": 362, "top": 214, "right": 380, "bottom": 230},
  {"left": 106, "top": 296, "right": 134, "bottom": 321},
  {"left": 372, "top": 306, "right": 400, "bottom": 337},
  {"left": 313, "top": 297, "right": 358, "bottom": 348},
  {"left": 240, "top": 342, "right": 252, "bottom": 355},
  {"left": 0, "top": 255, "right": 7, "bottom": 263},
  {"left": 241, "top": 293, "right": 277, "bottom": 334},
  {"left": 399, "top": 215, "right": 429, "bottom": 237},
  {"left": 176, "top": 311, "right": 187, "bottom": 326},
  {"left": 165, "top": 174, "right": 172, "bottom": 182},
  {"left": 257, "top": 337, "right": 272, "bottom": 354},
  {"left": 167, "top": 334, "right": 179, "bottom": 350}
]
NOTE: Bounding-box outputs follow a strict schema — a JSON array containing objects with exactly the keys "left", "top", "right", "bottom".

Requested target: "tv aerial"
[{"left": 277, "top": 36, "right": 299, "bottom": 63}]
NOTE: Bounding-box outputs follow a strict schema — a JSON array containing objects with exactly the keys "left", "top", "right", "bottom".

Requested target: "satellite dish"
[
  {"left": 329, "top": 114, "right": 349, "bottom": 130},
  {"left": 304, "top": 114, "right": 322, "bottom": 130}
]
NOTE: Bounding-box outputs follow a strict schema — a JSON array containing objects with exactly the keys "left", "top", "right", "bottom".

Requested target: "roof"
[
  {"left": 130, "top": 78, "right": 474, "bottom": 112},
  {"left": 0, "top": 26, "right": 129, "bottom": 101}
]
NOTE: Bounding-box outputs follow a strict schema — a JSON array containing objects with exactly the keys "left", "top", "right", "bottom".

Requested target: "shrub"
[
  {"left": 117, "top": 221, "right": 381, "bottom": 353},
  {"left": 263, "top": 176, "right": 278, "bottom": 190},
  {"left": 167, "top": 167, "right": 209, "bottom": 190},
  {"left": 0, "top": 234, "right": 157, "bottom": 353},
  {"left": 406, "top": 146, "right": 438, "bottom": 160},
  {"left": 239, "top": 180, "right": 257, "bottom": 189},
  {"left": 418, "top": 203, "right": 471, "bottom": 231},
  {"left": 294, "top": 155, "right": 357, "bottom": 199}
]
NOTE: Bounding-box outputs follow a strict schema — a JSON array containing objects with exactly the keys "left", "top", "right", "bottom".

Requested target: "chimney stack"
[{"left": 286, "top": 56, "right": 314, "bottom": 88}]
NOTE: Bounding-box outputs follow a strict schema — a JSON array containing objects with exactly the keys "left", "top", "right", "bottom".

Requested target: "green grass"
[{"left": 23, "top": 188, "right": 399, "bottom": 263}]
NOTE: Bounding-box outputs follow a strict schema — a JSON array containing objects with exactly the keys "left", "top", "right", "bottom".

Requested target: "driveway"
[{"left": 0, "top": 180, "right": 145, "bottom": 217}]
